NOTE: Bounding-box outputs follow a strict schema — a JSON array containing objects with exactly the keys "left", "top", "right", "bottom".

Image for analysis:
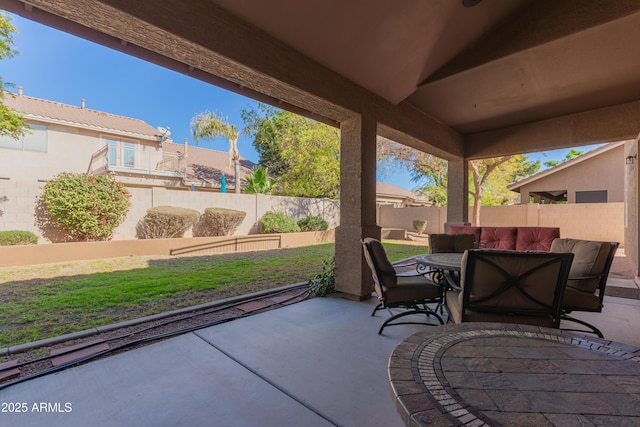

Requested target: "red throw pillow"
[
  {"left": 516, "top": 227, "right": 560, "bottom": 251},
  {"left": 480, "top": 227, "right": 517, "bottom": 249}
]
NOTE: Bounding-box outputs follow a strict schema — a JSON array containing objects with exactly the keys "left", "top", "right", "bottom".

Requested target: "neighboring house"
[
  {"left": 376, "top": 182, "right": 431, "bottom": 208},
  {"left": 508, "top": 142, "right": 626, "bottom": 204},
  {"left": 162, "top": 141, "right": 254, "bottom": 191},
  {"left": 0, "top": 91, "right": 251, "bottom": 191},
  {"left": 1, "top": 91, "right": 179, "bottom": 186}
]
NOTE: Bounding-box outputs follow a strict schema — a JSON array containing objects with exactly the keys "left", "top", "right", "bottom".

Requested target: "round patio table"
[
  {"left": 388, "top": 323, "right": 640, "bottom": 427},
  {"left": 416, "top": 253, "right": 464, "bottom": 290},
  {"left": 416, "top": 253, "right": 463, "bottom": 272}
]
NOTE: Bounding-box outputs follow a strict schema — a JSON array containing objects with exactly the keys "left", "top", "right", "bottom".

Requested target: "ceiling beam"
[
  {"left": 422, "top": 0, "right": 640, "bottom": 85},
  {"left": 464, "top": 101, "right": 640, "bottom": 159}
]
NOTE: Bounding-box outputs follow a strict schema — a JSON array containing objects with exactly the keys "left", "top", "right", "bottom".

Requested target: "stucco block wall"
[
  {"left": 380, "top": 202, "right": 625, "bottom": 247},
  {"left": 476, "top": 205, "right": 528, "bottom": 226},
  {"left": 0, "top": 230, "right": 336, "bottom": 267},
  {"left": 0, "top": 180, "right": 42, "bottom": 232},
  {"left": 538, "top": 203, "right": 623, "bottom": 242},
  {"left": 1, "top": 180, "right": 340, "bottom": 242},
  {"left": 378, "top": 205, "right": 447, "bottom": 234}
]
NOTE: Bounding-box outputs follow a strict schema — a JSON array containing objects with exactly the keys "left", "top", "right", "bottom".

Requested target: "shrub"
[
  {"left": 195, "top": 208, "right": 246, "bottom": 237},
  {"left": 308, "top": 257, "right": 335, "bottom": 297},
  {"left": 259, "top": 211, "right": 301, "bottom": 234},
  {"left": 413, "top": 219, "right": 427, "bottom": 234},
  {"left": 137, "top": 206, "right": 200, "bottom": 239},
  {"left": 0, "top": 230, "right": 38, "bottom": 246},
  {"left": 41, "top": 173, "right": 130, "bottom": 241},
  {"left": 297, "top": 215, "right": 328, "bottom": 232}
]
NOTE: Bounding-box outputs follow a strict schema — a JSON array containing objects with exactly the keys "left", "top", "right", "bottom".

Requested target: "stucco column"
[
  {"left": 625, "top": 139, "right": 640, "bottom": 280},
  {"left": 445, "top": 157, "right": 469, "bottom": 230},
  {"left": 335, "top": 113, "right": 380, "bottom": 300}
]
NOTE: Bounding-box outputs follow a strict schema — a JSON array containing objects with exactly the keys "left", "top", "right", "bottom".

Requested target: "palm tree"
[{"left": 191, "top": 111, "right": 241, "bottom": 193}]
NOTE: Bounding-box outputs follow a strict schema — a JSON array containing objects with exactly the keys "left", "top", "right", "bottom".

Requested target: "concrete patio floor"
[{"left": 2, "top": 280, "right": 640, "bottom": 427}]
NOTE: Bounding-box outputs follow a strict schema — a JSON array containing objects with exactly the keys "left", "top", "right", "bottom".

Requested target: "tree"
[
  {"left": 191, "top": 110, "right": 242, "bottom": 193},
  {"left": 241, "top": 104, "right": 288, "bottom": 177},
  {"left": 377, "top": 139, "right": 540, "bottom": 224},
  {"left": 543, "top": 149, "right": 583, "bottom": 168},
  {"left": 0, "top": 12, "right": 29, "bottom": 139},
  {"left": 469, "top": 155, "right": 539, "bottom": 224},
  {"left": 377, "top": 139, "right": 447, "bottom": 205},
  {"left": 242, "top": 104, "right": 340, "bottom": 199}
]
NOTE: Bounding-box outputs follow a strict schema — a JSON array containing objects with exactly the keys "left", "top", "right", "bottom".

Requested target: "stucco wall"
[
  {"left": 380, "top": 202, "right": 625, "bottom": 247},
  {"left": 518, "top": 144, "right": 624, "bottom": 203},
  {"left": 0, "top": 122, "right": 102, "bottom": 182},
  {"left": 0, "top": 230, "right": 335, "bottom": 267},
  {"left": 378, "top": 205, "right": 447, "bottom": 234},
  {"left": 0, "top": 180, "right": 340, "bottom": 242}
]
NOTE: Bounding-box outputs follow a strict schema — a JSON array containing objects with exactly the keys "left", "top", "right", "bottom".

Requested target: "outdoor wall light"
[{"left": 625, "top": 154, "right": 636, "bottom": 165}]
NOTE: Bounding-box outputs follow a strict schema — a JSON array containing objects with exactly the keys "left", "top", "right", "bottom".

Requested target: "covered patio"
[
  {"left": 2, "top": 0, "right": 639, "bottom": 300},
  {"left": 1, "top": 1, "right": 640, "bottom": 425}
]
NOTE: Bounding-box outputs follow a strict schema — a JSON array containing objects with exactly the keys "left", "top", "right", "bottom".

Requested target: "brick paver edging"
[{"left": 388, "top": 323, "right": 640, "bottom": 427}]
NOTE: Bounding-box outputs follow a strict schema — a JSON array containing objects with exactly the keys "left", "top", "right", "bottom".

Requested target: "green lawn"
[{"left": 0, "top": 241, "right": 427, "bottom": 348}]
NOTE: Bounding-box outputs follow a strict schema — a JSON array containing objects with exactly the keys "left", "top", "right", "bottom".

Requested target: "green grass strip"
[{"left": 0, "top": 241, "right": 427, "bottom": 347}]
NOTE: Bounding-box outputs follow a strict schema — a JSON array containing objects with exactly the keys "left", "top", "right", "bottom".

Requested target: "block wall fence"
[
  {"left": 0, "top": 180, "right": 625, "bottom": 247},
  {"left": 0, "top": 181, "right": 340, "bottom": 241},
  {"left": 379, "top": 202, "right": 625, "bottom": 247}
]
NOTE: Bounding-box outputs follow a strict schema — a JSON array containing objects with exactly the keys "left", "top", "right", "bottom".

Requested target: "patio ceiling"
[{"left": 2, "top": 0, "right": 639, "bottom": 160}]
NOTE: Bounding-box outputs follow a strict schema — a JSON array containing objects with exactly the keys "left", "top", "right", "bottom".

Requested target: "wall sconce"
[{"left": 626, "top": 154, "right": 636, "bottom": 164}]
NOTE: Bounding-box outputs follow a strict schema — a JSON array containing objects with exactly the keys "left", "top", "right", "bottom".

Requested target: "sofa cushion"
[
  {"left": 516, "top": 227, "right": 560, "bottom": 251},
  {"left": 448, "top": 226, "right": 481, "bottom": 244},
  {"left": 480, "top": 227, "right": 517, "bottom": 249}
]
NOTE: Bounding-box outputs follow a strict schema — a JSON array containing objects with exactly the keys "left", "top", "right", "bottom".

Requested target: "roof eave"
[{"left": 24, "top": 114, "right": 161, "bottom": 142}]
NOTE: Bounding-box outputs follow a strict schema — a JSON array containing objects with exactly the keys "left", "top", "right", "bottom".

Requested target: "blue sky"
[{"left": 1, "top": 12, "right": 601, "bottom": 191}]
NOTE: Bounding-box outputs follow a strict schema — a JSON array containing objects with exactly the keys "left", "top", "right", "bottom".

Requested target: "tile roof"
[
  {"left": 3, "top": 92, "right": 161, "bottom": 140},
  {"left": 162, "top": 141, "right": 256, "bottom": 187},
  {"left": 376, "top": 181, "right": 429, "bottom": 203}
]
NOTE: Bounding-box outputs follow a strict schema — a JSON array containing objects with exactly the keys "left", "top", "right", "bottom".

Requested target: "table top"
[
  {"left": 416, "top": 253, "right": 463, "bottom": 271},
  {"left": 389, "top": 323, "right": 640, "bottom": 426}
]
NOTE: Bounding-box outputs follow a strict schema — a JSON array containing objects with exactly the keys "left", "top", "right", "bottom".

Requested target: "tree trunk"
[
  {"left": 234, "top": 159, "right": 241, "bottom": 193},
  {"left": 472, "top": 194, "right": 482, "bottom": 225}
]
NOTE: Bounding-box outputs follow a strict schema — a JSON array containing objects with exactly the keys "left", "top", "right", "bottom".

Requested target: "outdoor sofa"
[{"left": 448, "top": 226, "right": 560, "bottom": 251}]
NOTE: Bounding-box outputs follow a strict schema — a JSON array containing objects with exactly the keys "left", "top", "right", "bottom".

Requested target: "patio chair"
[
  {"left": 429, "top": 233, "right": 476, "bottom": 253},
  {"left": 361, "top": 238, "right": 444, "bottom": 334},
  {"left": 550, "top": 238, "right": 619, "bottom": 338},
  {"left": 446, "top": 249, "right": 574, "bottom": 328}
]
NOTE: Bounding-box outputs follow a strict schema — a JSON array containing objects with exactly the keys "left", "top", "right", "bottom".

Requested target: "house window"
[
  {"left": 107, "top": 140, "right": 117, "bottom": 166},
  {"left": 123, "top": 142, "right": 135, "bottom": 168},
  {"left": 0, "top": 124, "right": 48, "bottom": 152},
  {"left": 575, "top": 190, "right": 607, "bottom": 203},
  {"left": 104, "top": 137, "right": 136, "bottom": 168}
]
